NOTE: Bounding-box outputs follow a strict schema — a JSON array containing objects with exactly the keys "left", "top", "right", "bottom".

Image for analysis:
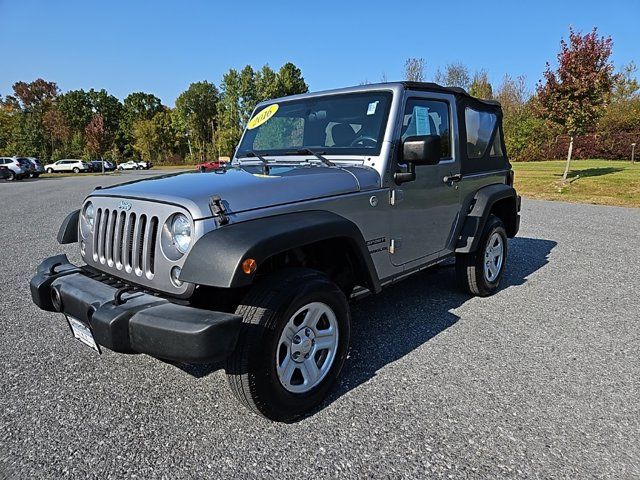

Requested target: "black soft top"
[
  {"left": 401, "top": 81, "right": 502, "bottom": 109},
  {"left": 399, "top": 82, "right": 508, "bottom": 174}
]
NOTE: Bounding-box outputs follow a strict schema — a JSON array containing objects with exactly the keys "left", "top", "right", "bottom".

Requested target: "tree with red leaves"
[
  {"left": 85, "top": 114, "right": 106, "bottom": 160},
  {"left": 537, "top": 27, "right": 615, "bottom": 181},
  {"left": 11, "top": 78, "right": 59, "bottom": 111},
  {"left": 42, "top": 109, "right": 70, "bottom": 153}
]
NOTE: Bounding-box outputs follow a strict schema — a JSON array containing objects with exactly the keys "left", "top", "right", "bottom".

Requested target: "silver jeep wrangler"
[{"left": 30, "top": 82, "right": 520, "bottom": 421}]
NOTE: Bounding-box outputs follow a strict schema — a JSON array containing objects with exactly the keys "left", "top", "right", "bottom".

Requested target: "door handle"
[{"left": 443, "top": 173, "right": 462, "bottom": 184}]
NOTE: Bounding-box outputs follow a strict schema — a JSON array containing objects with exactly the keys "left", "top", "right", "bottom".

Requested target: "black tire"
[
  {"left": 46, "top": 168, "right": 54, "bottom": 174},
  {"left": 455, "top": 214, "right": 508, "bottom": 297},
  {"left": 73, "top": 167, "right": 80, "bottom": 173},
  {"left": 226, "top": 268, "right": 350, "bottom": 422},
  {"left": 6, "top": 171, "right": 16, "bottom": 181},
  {"left": 31, "top": 173, "right": 40, "bottom": 178}
]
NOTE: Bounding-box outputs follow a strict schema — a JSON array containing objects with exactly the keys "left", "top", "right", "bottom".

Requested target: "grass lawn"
[{"left": 512, "top": 159, "right": 640, "bottom": 208}]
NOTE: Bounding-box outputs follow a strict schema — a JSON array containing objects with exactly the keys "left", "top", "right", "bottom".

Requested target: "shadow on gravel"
[
  {"left": 327, "top": 236, "right": 557, "bottom": 409},
  {"left": 178, "top": 236, "right": 556, "bottom": 417}
]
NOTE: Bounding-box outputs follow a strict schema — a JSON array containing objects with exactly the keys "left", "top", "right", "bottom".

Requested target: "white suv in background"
[
  {"left": 44, "top": 159, "right": 90, "bottom": 174},
  {"left": 0, "top": 157, "right": 29, "bottom": 180}
]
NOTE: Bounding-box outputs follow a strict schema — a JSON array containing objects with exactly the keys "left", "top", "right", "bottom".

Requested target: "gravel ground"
[{"left": 1, "top": 172, "right": 638, "bottom": 479}]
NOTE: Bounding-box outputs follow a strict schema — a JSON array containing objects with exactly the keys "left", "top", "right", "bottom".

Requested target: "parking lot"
[{"left": 1, "top": 171, "right": 638, "bottom": 479}]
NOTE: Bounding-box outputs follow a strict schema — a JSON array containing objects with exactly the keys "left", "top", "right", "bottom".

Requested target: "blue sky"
[{"left": 1, "top": 0, "right": 638, "bottom": 106}]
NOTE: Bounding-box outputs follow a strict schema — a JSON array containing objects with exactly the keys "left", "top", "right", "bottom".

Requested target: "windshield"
[{"left": 237, "top": 91, "right": 392, "bottom": 157}]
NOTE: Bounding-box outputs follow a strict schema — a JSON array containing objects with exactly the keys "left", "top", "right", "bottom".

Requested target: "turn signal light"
[{"left": 242, "top": 258, "right": 257, "bottom": 275}]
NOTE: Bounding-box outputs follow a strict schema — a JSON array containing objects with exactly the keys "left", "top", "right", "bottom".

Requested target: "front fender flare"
[
  {"left": 180, "top": 211, "right": 381, "bottom": 293},
  {"left": 57, "top": 209, "right": 80, "bottom": 244}
]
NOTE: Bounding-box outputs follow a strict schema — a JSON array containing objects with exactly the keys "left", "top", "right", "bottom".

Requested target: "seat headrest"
[{"left": 331, "top": 123, "right": 356, "bottom": 147}]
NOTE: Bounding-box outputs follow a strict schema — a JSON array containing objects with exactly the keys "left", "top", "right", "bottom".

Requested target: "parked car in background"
[
  {"left": 137, "top": 160, "right": 153, "bottom": 170},
  {"left": 16, "top": 158, "right": 36, "bottom": 177},
  {"left": 117, "top": 160, "right": 140, "bottom": 170},
  {"left": 0, "top": 157, "right": 29, "bottom": 180},
  {"left": 0, "top": 165, "right": 11, "bottom": 180},
  {"left": 21, "top": 157, "right": 45, "bottom": 177},
  {"left": 196, "top": 160, "right": 225, "bottom": 172},
  {"left": 44, "top": 159, "right": 90, "bottom": 173},
  {"left": 88, "top": 160, "right": 116, "bottom": 172}
]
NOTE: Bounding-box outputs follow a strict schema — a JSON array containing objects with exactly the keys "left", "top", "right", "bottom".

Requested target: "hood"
[{"left": 92, "top": 164, "right": 381, "bottom": 219}]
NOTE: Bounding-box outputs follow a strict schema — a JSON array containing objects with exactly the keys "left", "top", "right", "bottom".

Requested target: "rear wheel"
[
  {"left": 456, "top": 214, "right": 508, "bottom": 296},
  {"left": 72, "top": 167, "right": 80, "bottom": 173},
  {"left": 46, "top": 168, "right": 54, "bottom": 174},
  {"left": 6, "top": 171, "right": 16, "bottom": 181},
  {"left": 226, "top": 268, "right": 350, "bottom": 422},
  {"left": 31, "top": 173, "right": 40, "bottom": 178}
]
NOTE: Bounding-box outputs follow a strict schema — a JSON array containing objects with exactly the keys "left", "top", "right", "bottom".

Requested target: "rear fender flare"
[{"left": 455, "top": 184, "right": 519, "bottom": 254}]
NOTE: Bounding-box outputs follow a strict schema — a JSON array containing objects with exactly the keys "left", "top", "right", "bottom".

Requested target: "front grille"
[
  {"left": 92, "top": 207, "right": 159, "bottom": 279},
  {"left": 81, "top": 196, "right": 197, "bottom": 296}
]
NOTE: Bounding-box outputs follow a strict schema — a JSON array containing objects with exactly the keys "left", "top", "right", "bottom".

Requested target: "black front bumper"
[{"left": 30, "top": 255, "right": 242, "bottom": 364}]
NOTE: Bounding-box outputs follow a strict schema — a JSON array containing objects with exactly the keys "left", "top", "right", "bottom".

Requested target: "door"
[{"left": 389, "top": 95, "right": 461, "bottom": 266}]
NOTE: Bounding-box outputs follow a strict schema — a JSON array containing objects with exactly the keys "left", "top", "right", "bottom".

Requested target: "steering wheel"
[{"left": 349, "top": 135, "right": 378, "bottom": 147}]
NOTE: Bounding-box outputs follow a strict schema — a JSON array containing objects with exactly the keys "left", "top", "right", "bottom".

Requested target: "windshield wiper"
[
  {"left": 238, "top": 150, "right": 271, "bottom": 174},
  {"left": 286, "top": 148, "right": 334, "bottom": 167},
  {"left": 239, "top": 150, "right": 269, "bottom": 165}
]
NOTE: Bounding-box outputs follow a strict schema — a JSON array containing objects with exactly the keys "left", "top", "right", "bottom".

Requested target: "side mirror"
[
  {"left": 402, "top": 135, "right": 441, "bottom": 166},
  {"left": 395, "top": 135, "right": 442, "bottom": 184}
]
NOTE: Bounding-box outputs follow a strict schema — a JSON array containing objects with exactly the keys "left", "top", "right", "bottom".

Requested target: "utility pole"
[{"left": 632, "top": 143, "right": 636, "bottom": 164}]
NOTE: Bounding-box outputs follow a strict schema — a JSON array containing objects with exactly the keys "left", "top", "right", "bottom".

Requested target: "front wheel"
[
  {"left": 226, "top": 268, "right": 350, "bottom": 422},
  {"left": 456, "top": 214, "right": 508, "bottom": 296},
  {"left": 72, "top": 167, "right": 80, "bottom": 173}
]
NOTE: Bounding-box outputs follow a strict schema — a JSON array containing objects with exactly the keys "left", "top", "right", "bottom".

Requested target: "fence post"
[{"left": 632, "top": 143, "right": 636, "bottom": 164}]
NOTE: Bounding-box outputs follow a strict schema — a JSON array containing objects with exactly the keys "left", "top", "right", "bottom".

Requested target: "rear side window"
[{"left": 465, "top": 107, "right": 499, "bottom": 159}]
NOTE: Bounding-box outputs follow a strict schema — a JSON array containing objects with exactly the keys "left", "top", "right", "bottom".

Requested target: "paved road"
[{"left": 1, "top": 172, "right": 638, "bottom": 479}]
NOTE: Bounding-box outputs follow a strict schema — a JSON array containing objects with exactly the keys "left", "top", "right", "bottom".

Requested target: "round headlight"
[
  {"left": 83, "top": 202, "right": 95, "bottom": 228},
  {"left": 171, "top": 214, "right": 192, "bottom": 253}
]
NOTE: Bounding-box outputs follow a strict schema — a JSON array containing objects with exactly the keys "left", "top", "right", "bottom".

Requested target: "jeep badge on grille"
[{"left": 118, "top": 200, "right": 132, "bottom": 211}]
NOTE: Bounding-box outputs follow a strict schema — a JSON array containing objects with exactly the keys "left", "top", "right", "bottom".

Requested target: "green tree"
[
  {"left": 8, "top": 79, "right": 60, "bottom": 157},
  {"left": 175, "top": 81, "right": 219, "bottom": 161},
  {"left": 0, "top": 104, "right": 18, "bottom": 156},
  {"left": 216, "top": 62, "right": 308, "bottom": 157},
  {"left": 255, "top": 65, "right": 279, "bottom": 99},
  {"left": 468, "top": 70, "right": 493, "bottom": 99},
  {"left": 275, "top": 62, "right": 308, "bottom": 97},
  {"left": 119, "top": 92, "right": 164, "bottom": 158},
  {"left": 87, "top": 89, "right": 122, "bottom": 138},
  {"left": 132, "top": 118, "right": 157, "bottom": 162},
  {"left": 216, "top": 69, "right": 243, "bottom": 157},
  {"left": 612, "top": 61, "right": 640, "bottom": 102},
  {"left": 58, "top": 90, "right": 93, "bottom": 135},
  {"left": 536, "top": 27, "right": 615, "bottom": 180},
  {"left": 131, "top": 109, "right": 178, "bottom": 163}
]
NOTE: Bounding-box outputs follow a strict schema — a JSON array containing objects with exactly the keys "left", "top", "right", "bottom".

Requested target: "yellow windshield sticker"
[{"left": 247, "top": 104, "right": 279, "bottom": 130}]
